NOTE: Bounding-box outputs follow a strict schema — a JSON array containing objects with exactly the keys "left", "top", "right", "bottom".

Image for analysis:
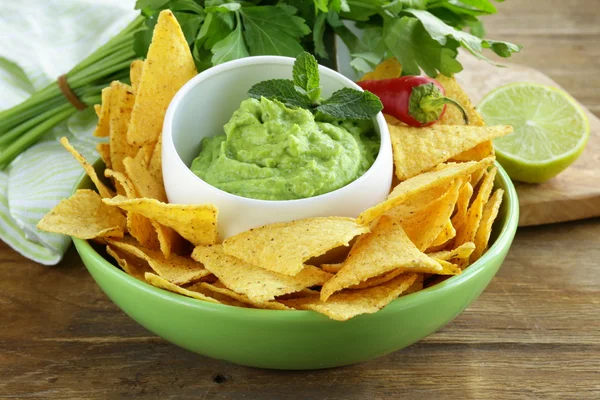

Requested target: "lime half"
[{"left": 478, "top": 83, "right": 590, "bottom": 183}]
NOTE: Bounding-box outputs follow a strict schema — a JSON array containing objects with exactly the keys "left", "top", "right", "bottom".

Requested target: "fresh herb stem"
[
  {"left": 0, "top": 95, "right": 66, "bottom": 135},
  {"left": 0, "top": 104, "right": 76, "bottom": 169}
]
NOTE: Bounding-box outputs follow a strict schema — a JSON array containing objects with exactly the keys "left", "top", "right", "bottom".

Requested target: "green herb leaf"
[
  {"left": 406, "top": 9, "right": 521, "bottom": 61},
  {"left": 196, "top": 12, "right": 234, "bottom": 50},
  {"left": 442, "top": 0, "right": 498, "bottom": 16},
  {"left": 241, "top": 6, "right": 310, "bottom": 57},
  {"left": 169, "top": 0, "right": 205, "bottom": 14},
  {"left": 174, "top": 11, "right": 205, "bottom": 45},
  {"left": 316, "top": 88, "right": 382, "bottom": 120},
  {"left": 135, "top": 0, "right": 170, "bottom": 10},
  {"left": 384, "top": 16, "right": 463, "bottom": 77},
  {"left": 248, "top": 79, "right": 312, "bottom": 109},
  {"left": 293, "top": 52, "right": 321, "bottom": 102},
  {"left": 206, "top": 3, "right": 241, "bottom": 13},
  {"left": 350, "top": 52, "right": 382, "bottom": 73},
  {"left": 312, "top": 12, "right": 328, "bottom": 58},
  {"left": 329, "top": 0, "right": 350, "bottom": 13},
  {"left": 211, "top": 22, "right": 249, "bottom": 64},
  {"left": 314, "top": 0, "right": 329, "bottom": 13}
]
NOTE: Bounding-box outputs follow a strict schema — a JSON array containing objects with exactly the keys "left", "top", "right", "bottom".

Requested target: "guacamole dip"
[{"left": 190, "top": 97, "right": 379, "bottom": 200}]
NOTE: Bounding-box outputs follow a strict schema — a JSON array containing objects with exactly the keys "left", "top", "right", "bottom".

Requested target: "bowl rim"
[
  {"left": 74, "top": 160, "right": 519, "bottom": 322},
  {"left": 162, "top": 55, "right": 391, "bottom": 205}
]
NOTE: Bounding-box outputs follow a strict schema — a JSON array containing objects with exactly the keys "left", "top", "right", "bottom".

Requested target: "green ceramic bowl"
[{"left": 73, "top": 162, "right": 518, "bottom": 370}]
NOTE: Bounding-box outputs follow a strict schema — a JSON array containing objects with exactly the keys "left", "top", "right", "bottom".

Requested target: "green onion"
[{"left": 0, "top": 15, "right": 144, "bottom": 168}]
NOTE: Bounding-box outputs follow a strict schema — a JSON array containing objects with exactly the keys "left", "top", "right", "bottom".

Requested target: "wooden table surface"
[{"left": 1, "top": 1, "right": 599, "bottom": 398}]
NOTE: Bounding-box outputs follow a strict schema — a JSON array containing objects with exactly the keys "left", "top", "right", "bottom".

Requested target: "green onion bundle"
[{"left": 0, "top": 16, "right": 144, "bottom": 168}]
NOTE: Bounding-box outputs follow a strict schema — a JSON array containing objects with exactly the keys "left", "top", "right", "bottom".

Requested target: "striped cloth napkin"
[{"left": 0, "top": 0, "right": 138, "bottom": 264}]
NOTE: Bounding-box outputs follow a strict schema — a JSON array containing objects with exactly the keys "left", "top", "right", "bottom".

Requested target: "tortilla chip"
[
  {"left": 106, "top": 245, "right": 152, "bottom": 281},
  {"left": 430, "top": 220, "right": 456, "bottom": 248},
  {"left": 390, "top": 124, "right": 511, "bottom": 181},
  {"left": 152, "top": 220, "right": 182, "bottom": 259},
  {"left": 93, "top": 87, "right": 111, "bottom": 137},
  {"left": 145, "top": 272, "right": 221, "bottom": 304},
  {"left": 192, "top": 245, "right": 332, "bottom": 303},
  {"left": 130, "top": 59, "right": 144, "bottom": 93},
  {"left": 358, "top": 57, "right": 402, "bottom": 81},
  {"left": 283, "top": 273, "right": 418, "bottom": 321},
  {"left": 321, "top": 263, "right": 343, "bottom": 274},
  {"left": 108, "top": 81, "right": 139, "bottom": 174},
  {"left": 275, "top": 288, "right": 320, "bottom": 300},
  {"left": 104, "top": 168, "right": 135, "bottom": 197},
  {"left": 94, "top": 104, "right": 101, "bottom": 118},
  {"left": 402, "top": 274, "right": 424, "bottom": 295},
  {"left": 385, "top": 179, "right": 461, "bottom": 251},
  {"left": 349, "top": 269, "right": 404, "bottom": 290},
  {"left": 107, "top": 237, "right": 210, "bottom": 285},
  {"left": 451, "top": 181, "right": 474, "bottom": 232},
  {"left": 471, "top": 188, "right": 504, "bottom": 262},
  {"left": 385, "top": 115, "right": 403, "bottom": 125},
  {"left": 104, "top": 169, "right": 159, "bottom": 249},
  {"left": 103, "top": 195, "right": 218, "bottom": 246},
  {"left": 471, "top": 168, "right": 486, "bottom": 189},
  {"left": 433, "top": 259, "right": 462, "bottom": 275},
  {"left": 60, "top": 137, "right": 114, "bottom": 199},
  {"left": 96, "top": 142, "right": 111, "bottom": 169},
  {"left": 121, "top": 145, "right": 180, "bottom": 257},
  {"left": 124, "top": 148, "right": 167, "bottom": 202},
  {"left": 358, "top": 157, "right": 493, "bottom": 225},
  {"left": 37, "top": 189, "right": 125, "bottom": 239},
  {"left": 127, "top": 10, "right": 197, "bottom": 146},
  {"left": 450, "top": 141, "right": 495, "bottom": 162},
  {"left": 453, "top": 167, "right": 497, "bottom": 248},
  {"left": 222, "top": 217, "right": 369, "bottom": 276},
  {"left": 198, "top": 282, "right": 290, "bottom": 310},
  {"left": 427, "top": 242, "right": 476, "bottom": 261},
  {"left": 436, "top": 75, "right": 485, "bottom": 126},
  {"left": 148, "top": 133, "right": 163, "bottom": 191},
  {"left": 320, "top": 216, "right": 442, "bottom": 301},
  {"left": 178, "top": 282, "right": 247, "bottom": 307}
]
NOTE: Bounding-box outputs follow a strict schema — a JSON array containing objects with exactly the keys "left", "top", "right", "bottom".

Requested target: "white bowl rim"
[{"left": 162, "top": 55, "right": 391, "bottom": 205}]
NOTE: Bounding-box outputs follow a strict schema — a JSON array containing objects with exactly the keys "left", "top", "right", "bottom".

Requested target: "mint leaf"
[
  {"left": 211, "top": 22, "right": 249, "bottom": 64},
  {"left": 241, "top": 6, "right": 310, "bottom": 57},
  {"left": 293, "top": 52, "right": 321, "bottom": 102},
  {"left": 248, "top": 79, "right": 312, "bottom": 109},
  {"left": 384, "top": 16, "right": 462, "bottom": 77},
  {"left": 316, "top": 88, "right": 382, "bottom": 120},
  {"left": 406, "top": 9, "right": 521, "bottom": 62}
]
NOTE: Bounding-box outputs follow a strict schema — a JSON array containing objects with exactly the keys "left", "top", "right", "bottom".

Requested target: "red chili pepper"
[{"left": 357, "top": 76, "right": 469, "bottom": 127}]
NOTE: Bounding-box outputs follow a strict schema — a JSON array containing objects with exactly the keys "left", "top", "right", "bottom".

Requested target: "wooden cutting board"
[{"left": 457, "top": 55, "right": 600, "bottom": 227}]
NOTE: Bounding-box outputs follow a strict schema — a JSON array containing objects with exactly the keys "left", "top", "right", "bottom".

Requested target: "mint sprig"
[
  {"left": 248, "top": 52, "right": 383, "bottom": 121},
  {"left": 292, "top": 52, "right": 321, "bottom": 102}
]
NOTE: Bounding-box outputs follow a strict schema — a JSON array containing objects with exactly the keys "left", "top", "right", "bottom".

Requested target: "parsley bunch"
[
  {"left": 135, "top": 0, "right": 520, "bottom": 76},
  {"left": 249, "top": 52, "right": 383, "bottom": 120}
]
